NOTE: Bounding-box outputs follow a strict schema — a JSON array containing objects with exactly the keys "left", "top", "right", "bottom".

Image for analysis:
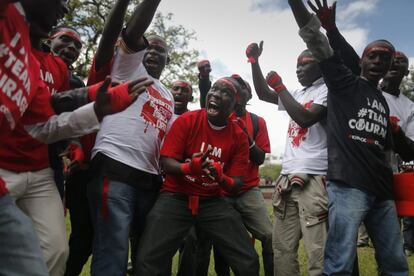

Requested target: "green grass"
[{"left": 66, "top": 207, "right": 414, "bottom": 276}]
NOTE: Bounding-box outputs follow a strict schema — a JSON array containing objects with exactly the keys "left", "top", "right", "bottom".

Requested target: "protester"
[
  {"left": 247, "top": 40, "right": 328, "bottom": 276},
  {"left": 310, "top": 0, "right": 414, "bottom": 254},
  {"left": 135, "top": 77, "right": 259, "bottom": 276},
  {"left": 1, "top": 2, "right": 152, "bottom": 276},
  {"left": 288, "top": 0, "right": 408, "bottom": 274},
  {"left": 171, "top": 80, "right": 193, "bottom": 116},
  {"left": 87, "top": 0, "right": 175, "bottom": 275}
]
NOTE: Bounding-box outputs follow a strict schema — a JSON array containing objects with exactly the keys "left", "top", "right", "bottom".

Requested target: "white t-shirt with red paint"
[
  {"left": 160, "top": 109, "right": 249, "bottom": 197},
  {"left": 382, "top": 91, "right": 414, "bottom": 171},
  {"left": 92, "top": 48, "right": 174, "bottom": 174},
  {"left": 383, "top": 92, "right": 414, "bottom": 140},
  {"left": 278, "top": 78, "right": 328, "bottom": 175}
]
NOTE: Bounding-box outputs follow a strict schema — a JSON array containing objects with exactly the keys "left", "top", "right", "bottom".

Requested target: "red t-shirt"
[
  {"left": 228, "top": 112, "right": 271, "bottom": 194},
  {"left": 32, "top": 49, "right": 69, "bottom": 94},
  {"left": 0, "top": 49, "right": 69, "bottom": 171},
  {"left": 0, "top": 3, "right": 44, "bottom": 135},
  {"left": 161, "top": 109, "right": 249, "bottom": 197}
]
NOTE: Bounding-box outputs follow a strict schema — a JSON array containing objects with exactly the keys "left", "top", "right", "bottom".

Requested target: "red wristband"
[
  {"left": 180, "top": 162, "right": 192, "bottom": 175},
  {"left": 180, "top": 156, "right": 203, "bottom": 175},
  {"left": 87, "top": 82, "right": 103, "bottom": 101},
  {"left": 274, "top": 84, "right": 286, "bottom": 93},
  {"left": 68, "top": 144, "right": 85, "bottom": 164},
  {"left": 247, "top": 57, "right": 257, "bottom": 64},
  {"left": 108, "top": 82, "right": 132, "bottom": 113},
  {"left": 220, "top": 174, "right": 235, "bottom": 193}
]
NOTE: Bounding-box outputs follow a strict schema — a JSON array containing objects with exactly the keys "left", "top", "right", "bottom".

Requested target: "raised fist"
[
  {"left": 197, "top": 60, "right": 212, "bottom": 77},
  {"left": 266, "top": 71, "right": 286, "bottom": 93},
  {"left": 246, "top": 41, "right": 263, "bottom": 63}
]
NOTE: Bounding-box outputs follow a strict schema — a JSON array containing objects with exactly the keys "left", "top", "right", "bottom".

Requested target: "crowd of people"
[{"left": 1, "top": 0, "right": 414, "bottom": 275}]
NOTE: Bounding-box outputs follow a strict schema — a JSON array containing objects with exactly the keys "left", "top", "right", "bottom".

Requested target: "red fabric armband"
[
  {"left": 108, "top": 82, "right": 132, "bottom": 113},
  {"left": 68, "top": 143, "right": 85, "bottom": 165},
  {"left": 247, "top": 57, "right": 257, "bottom": 64},
  {"left": 180, "top": 162, "right": 192, "bottom": 175},
  {"left": 180, "top": 156, "right": 203, "bottom": 175},
  {"left": 273, "top": 84, "right": 286, "bottom": 93},
  {"left": 266, "top": 72, "right": 286, "bottom": 93},
  {"left": 87, "top": 82, "right": 103, "bottom": 101},
  {"left": 220, "top": 174, "right": 235, "bottom": 193}
]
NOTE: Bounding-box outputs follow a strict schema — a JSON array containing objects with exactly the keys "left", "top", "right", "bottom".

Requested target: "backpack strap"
[{"left": 250, "top": 112, "right": 259, "bottom": 139}]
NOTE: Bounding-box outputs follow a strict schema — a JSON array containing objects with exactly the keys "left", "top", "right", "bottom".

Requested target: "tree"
[
  {"left": 61, "top": 0, "right": 199, "bottom": 90},
  {"left": 400, "top": 66, "right": 414, "bottom": 101}
]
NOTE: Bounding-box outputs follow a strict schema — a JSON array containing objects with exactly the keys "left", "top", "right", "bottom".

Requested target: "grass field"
[{"left": 68, "top": 206, "right": 414, "bottom": 276}]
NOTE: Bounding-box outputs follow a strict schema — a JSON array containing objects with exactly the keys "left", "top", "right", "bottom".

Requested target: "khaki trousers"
[
  {"left": 272, "top": 174, "right": 328, "bottom": 276},
  {"left": 0, "top": 167, "right": 69, "bottom": 276}
]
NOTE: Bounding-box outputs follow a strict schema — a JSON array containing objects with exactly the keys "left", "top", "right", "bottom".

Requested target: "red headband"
[
  {"left": 50, "top": 30, "right": 81, "bottom": 43},
  {"left": 297, "top": 56, "right": 315, "bottom": 64},
  {"left": 395, "top": 51, "right": 408, "bottom": 61},
  {"left": 172, "top": 80, "right": 193, "bottom": 94},
  {"left": 362, "top": 45, "right": 393, "bottom": 58},
  {"left": 216, "top": 78, "right": 238, "bottom": 97}
]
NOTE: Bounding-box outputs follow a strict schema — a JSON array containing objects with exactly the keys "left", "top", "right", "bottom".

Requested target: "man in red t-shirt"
[
  {"left": 134, "top": 78, "right": 259, "bottom": 276},
  {"left": 213, "top": 75, "right": 273, "bottom": 276},
  {"left": 0, "top": 2, "right": 152, "bottom": 275}
]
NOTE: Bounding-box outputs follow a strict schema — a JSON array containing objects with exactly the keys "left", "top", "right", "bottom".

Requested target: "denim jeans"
[
  {"left": 0, "top": 194, "right": 48, "bottom": 276},
  {"left": 403, "top": 216, "right": 414, "bottom": 252},
  {"left": 323, "top": 181, "right": 408, "bottom": 276},
  {"left": 88, "top": 174, "right": 159, "bottom": 276}
]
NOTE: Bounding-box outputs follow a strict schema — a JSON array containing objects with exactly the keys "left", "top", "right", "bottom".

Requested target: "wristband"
[
  {"left": 87, "top": 82, "right": 103, "bottom": 101},
  {"left": 220, "top": 174, "right": 235, "bottom": 193},
  {"left": 108, "top": 82, "right": 132, "bottom": 113},
  {"left": 273, "top": 84, "right": 286, "bottom": 93},
  {"left": 68, "top": 144, "right": 85, "bottom": 164},
  {"left": 180, "top": 156, "right": 203, "bottom": 175},
  {"left": 247, "top": 57, "right": 257, "bottom": 64},
  {"left": 87, "top": 81, "right": 133, "bottom": 113},
  {"left": 180, "top": 162, "right": 192, "bottom": 175}
]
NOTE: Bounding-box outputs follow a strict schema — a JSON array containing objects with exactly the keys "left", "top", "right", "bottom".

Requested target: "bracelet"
[{"left": 249, "top": 141, "right": 256, "bottom": 149}]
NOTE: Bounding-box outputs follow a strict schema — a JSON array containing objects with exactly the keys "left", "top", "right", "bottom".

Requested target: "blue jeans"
[
  {"left": 88, "top": 174, "right": 159, "bottom": 276},
  {"left": 323, "top": 181, "right": 408, "bottom": 276},
  {"left": 0, "top": 194, "right": 48, "bottom": 276},
  {"left": 403, "top": 216, "right": 414, "bottom": 251}
]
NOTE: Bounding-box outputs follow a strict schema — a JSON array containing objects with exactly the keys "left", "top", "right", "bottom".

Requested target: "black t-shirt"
[{"left": 319, "top": 53, "right": 394, "bottom": 199}]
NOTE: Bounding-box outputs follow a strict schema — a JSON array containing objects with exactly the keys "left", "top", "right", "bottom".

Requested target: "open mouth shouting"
[{"left": 206, "top": 100, "right": 220, "bottom": 117}]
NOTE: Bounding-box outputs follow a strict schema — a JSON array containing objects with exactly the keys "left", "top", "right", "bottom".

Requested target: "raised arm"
[
  {"left": 94, "top": 0, "right": 131, "bottom": 71},
  {"left": 266, "top": 71, "right": 326, "bottom": 128},
  {"left": 288, "top": 0, "right": 333, "bottom": 61},
  {"left": 123, "top": 0, "right": 162, "bottom": 51},
  {"left": 246, "top": 42, "right": 279, "bottom": 104},
  {"left": 197, "top": 60, "right": 212, "bottom": 108},
  {"left": 308, "top": 0, "right": 361, "bottom": 74}
]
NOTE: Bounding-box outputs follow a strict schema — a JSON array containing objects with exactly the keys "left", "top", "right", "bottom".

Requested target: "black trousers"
[
  {"left": 135, "top": 192, "right": 259, "bottom": 276},
  {"left": 64, "top": 169, "right": 95, "bottom": 276}
]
